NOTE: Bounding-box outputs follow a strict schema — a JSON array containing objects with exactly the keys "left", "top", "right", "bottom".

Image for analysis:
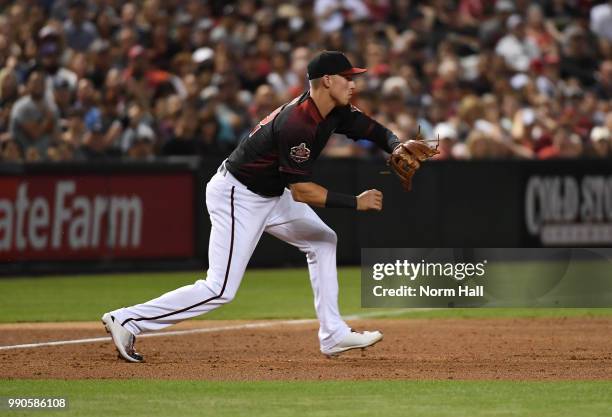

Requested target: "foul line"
[{"left": 0, "top": 309, "right": 421, "bottom": 351}]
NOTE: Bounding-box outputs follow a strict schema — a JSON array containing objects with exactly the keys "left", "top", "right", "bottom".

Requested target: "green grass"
[
  {"left": 0, "top": 267, "right": 611, "bottom": 322},
  {"left": 2, "top": 269, "right": 611, "bottom": 416},
  {"left": 1, "top": 380, "right": 611, "bottom": 417},
  {"left": 0, "top": 268, "right": 359, "bottom": 322}
]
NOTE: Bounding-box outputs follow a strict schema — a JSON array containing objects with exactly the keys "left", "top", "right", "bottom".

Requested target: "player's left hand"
[{"left": 388, "top": 132, "right": 439, "bottom": 191}]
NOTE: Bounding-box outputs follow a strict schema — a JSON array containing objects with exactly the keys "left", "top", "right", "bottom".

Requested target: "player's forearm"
[
  {"left": 289, "top": 182, "right": 328, "bottom": 207},
  {"left": 368, "top": 122, "right": 402, "bottom": 153},
  {"left": 290, "top": 182, "right": 360, "bottom": 209}
]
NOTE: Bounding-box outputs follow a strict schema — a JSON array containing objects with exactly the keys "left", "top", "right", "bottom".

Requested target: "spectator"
[
  {"left": 150, "top": 22, "right": 178, "bottom": 71},
  {"left": 87, "top": 39, "right": 112, "bottom": 89},
  {"left": 119, "top": 102, "right": 154, "bottom": 154},
  {"left": 0, "top": 138, "right": 23, "bottom": 163},
  {"left": 47, "top": 140, "right": 78, "bottom": 162},
  {"left": 82, "top": 90, "right": 124, "bottom": 159},
  {"left": 248, "top": 84, "right": 279, "bottom": 123},
  {"left": 0, "top": 68, "right": 19, "bottom": 134},
  {"left": 64, "top": 0, "right": 99, "bottom": 52},
  {"left": 559, "top": 25, "right": 599, "bottom": 87},
  {"left": 314, "top": 0, "right": 370, "bottom": 34},
  {"left": 287, "top": 47, "right": 311, "bottom": 98},
  {"left": 198, "top": 107, "right": 227, "bottom": 156},
  {"left": 594, "top": 59, "right": 612, "bottom": 100},
  {"left": 479, "top": 0, "right": 515, "bottom": 49},
  {"left": 94, "top": 6, "right": 120, "bottom": 41},
  {"left": 155, "top": 94, "right": 183, "bottom": 143},
  {"left": 179, "top": 73, "right": 204, "bottom": 111},
  {"left": 174, "top": 13, "right": 195, "bottom": 54},
  {"left": 524, "top": 4, "right": 558, "bottom": 60},
  {"left": 238, "top": 47, "right": 269, "bottom": 93},
  {"left": 161, "top": 106, "right": 199, "bottom": 156},
  {"left": 38, "top": 34, "right": 78, "bottom": 100},
  {"left": 9, "top": 67, "right": 60, "bottom": 158},
  {"left": 590, "top": 2, "right": 612, "bottom": 43},
  {"left": 62, "top": 107, "right": 87, "bottom": 153},
  {"left": 213, "top": 73, "right": 251, "bottom": 147},
  {"left": 495, "top": 14, "right": 541, "bottom": 73},
  {"left": 123, "top": 45, "right": 178, "bottom": 110},
  {"left": 0, "top": 0, "right": 609, "bottom": 163},
  {"left": 52, "top": 78, "right": 74, "bottom": 119},
  {"left": 588, "top": 126, "right": 612, "bottom": 158},
  {"left": 432, "top": 122, "right": 459, "bottom": 160},
  {"left": 75, "top": 77, "right": 97, "bottom": 113},
  {"left": 266, "top": 51, "right": 297, "bottom": 101},
  {"left": 549, "top": 128, "right": 584, "bottom": 158},
  {"left": 25, "top": 146, "right": 42, "bottom": 162},
  {"left": 115, "top": 26, "right": 138, "bottom": 68},
  {"left": 126, "top": 124, "right": 155, "bottom": 160},
  {"left": 466, "top": 130, "right": 505, "bottom": 158}
]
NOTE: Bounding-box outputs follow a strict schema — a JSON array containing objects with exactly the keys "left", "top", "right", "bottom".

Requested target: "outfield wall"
[
  {"left": 0, "top": 159, "right": 203, "bottom": 274},
  {"left": 1, "top": 157, "right": 611, "bottom": 274}
]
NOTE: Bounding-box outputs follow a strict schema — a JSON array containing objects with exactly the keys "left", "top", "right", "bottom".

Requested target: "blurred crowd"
[{"left": 0, "top": 0, "right": 611, "bottom": 163}]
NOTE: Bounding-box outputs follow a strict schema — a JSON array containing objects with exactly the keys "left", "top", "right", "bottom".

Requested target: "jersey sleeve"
[
  {"left": 334, "top": 105, "right": 401, "bottom": 153},
  {"left": 276, "top": 117, "right": 316, "bottom": 184}
]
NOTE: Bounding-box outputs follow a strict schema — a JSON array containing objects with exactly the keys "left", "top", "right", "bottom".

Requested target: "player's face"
[{"left": 329, "top": 74, "right": 355, "bottom": 106}]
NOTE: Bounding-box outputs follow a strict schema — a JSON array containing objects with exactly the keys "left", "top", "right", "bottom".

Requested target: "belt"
[
  {"left": 217, "top": 161, "right": 280, "bottom": 198},
  {"left": 217, "top": 160, "right": 248, "bottom": 190}
]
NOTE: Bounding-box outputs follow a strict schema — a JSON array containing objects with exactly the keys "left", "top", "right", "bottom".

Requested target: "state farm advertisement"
[{"left": 0, "top": 173, "right": 194, "bottom": 261}]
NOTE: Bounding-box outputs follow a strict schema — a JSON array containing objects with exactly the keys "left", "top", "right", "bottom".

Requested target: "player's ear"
[{"left": 322, "top": 75, "right": 331, "bottom": 89}]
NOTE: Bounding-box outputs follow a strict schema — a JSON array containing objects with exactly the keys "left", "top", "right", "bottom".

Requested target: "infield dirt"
[{"left": 1, "top": 318, "right": 611, "bottom": 381}]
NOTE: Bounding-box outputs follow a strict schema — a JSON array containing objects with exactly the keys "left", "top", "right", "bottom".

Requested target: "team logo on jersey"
[{"left": 290, "top": 143, "right": 311, "bottom": 163}]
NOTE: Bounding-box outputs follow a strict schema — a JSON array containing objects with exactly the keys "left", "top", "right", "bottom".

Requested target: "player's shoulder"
[{"left": 276, "top": 92, "right": 320, "bottom": 136}]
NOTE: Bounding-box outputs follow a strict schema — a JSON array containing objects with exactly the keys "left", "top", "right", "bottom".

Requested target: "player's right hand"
[{"left": 357, "top": 189, "right": 383, "bottom": 211}]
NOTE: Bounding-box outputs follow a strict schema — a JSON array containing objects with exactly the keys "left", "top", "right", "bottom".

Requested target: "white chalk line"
[{"left": 0, "top": 309, "right": 427, "bottom": 351}]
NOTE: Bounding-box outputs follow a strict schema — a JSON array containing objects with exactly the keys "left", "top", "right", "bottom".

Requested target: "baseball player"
[{"left": 102, "top": 51, "right": 436, "bottom": 362}]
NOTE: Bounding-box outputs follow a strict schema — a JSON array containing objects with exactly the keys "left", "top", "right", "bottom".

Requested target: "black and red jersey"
[{"left": 226, "top": 90, "right": 400, "bottom": 197}]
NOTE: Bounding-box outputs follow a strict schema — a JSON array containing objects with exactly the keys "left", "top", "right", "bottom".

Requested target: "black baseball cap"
[{"left": 307, "top": 51, "right": 367, "bottom": 80}]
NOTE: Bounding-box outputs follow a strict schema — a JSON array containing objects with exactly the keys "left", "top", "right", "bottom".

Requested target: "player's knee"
[
  {"left": 218, "top": 288, "right": 237, "bottom": 304},
  {"left": 200, "top": 278, "right": 237, "bottom": 304},
  {"left": 309, "top": 228, "right": 337, "bottom": 252},
  {"left": 322, "top": 228, "right": 337, "bottom": 246}
]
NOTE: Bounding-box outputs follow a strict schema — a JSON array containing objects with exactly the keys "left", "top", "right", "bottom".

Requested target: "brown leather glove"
[{"left": 388, "top": 136, "right": 439, "bottom": 191}]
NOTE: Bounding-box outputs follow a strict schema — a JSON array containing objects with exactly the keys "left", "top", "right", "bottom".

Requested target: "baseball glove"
[{"left": 388, "top": 130, "right": 439, "bottom": 191}]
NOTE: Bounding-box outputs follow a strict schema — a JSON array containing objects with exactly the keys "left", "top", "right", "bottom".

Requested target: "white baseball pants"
[{"left": 111, "top": 164, "right": 352, "bottom": 351}]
